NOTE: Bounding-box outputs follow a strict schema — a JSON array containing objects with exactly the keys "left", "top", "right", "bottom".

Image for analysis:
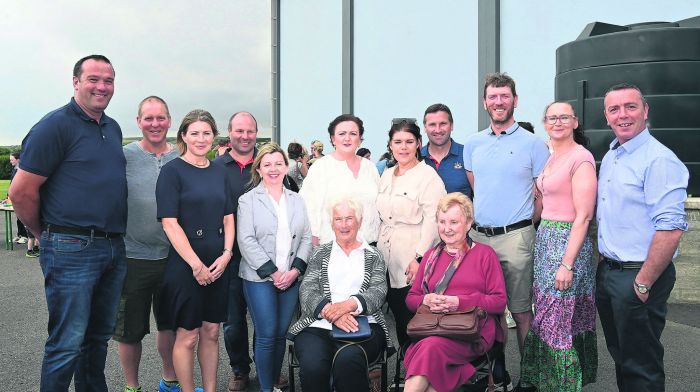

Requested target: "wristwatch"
[{"left": 634, "top": 281, "right": 649, "bottom": 294}]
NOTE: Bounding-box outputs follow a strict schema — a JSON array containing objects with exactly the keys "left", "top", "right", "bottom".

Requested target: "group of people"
[{"left": 8, "top": 54, "right": 688, "bottom": 392}]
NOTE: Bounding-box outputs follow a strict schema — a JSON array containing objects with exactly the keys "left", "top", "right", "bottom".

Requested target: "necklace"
[{"left": 181, "top": 156, "right": 209, "bottom": 168}]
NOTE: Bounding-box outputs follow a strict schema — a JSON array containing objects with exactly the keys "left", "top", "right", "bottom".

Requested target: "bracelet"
[
  {"left": 560, "top": 262, "right": 573, "bottom": 271},
  {"left": 223, "top": 248, "right": 232, "bottom": 255}
]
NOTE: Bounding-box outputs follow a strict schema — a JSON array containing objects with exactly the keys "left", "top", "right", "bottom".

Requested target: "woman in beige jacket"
[{"left": 376, "top": 119, "right": 446, "bottom": 348}]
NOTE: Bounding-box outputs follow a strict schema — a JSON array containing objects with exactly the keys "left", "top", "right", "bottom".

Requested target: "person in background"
[
  {"left": 114, "top": 96, "right": 181, "bottom": 392},
  {"left": 10, "top": 54, "right": 127, "bottom": 391},
  {"left": 519, "top": 102, "right": 598, "bottom": 392},
  {"left": 518, "top": 121, "right": 535, "bottom": 133},
  {"left": 287, "top": 141, "right": 309, "bottom": 188},
  {"left": 377, "top": 119, "right": 446, "bottom": 350},
  {"left": 300, "top": 114, "right": 380, "bottom": 247},
  {"left": 375, "top": 151, "right": 392, "bottom": 176},
  {"left": 214, "top": 139, "right": 230, "bottom": 157},
  {"left": 420, "top": 103, "right": 472, "bottom": 198},
  {"left": 596, "top": 83, "right": 688, "bottom": 392},
  {"left": 6, "top": 152, "right": 28, "bottom": 245},
  {"left": 237, "top": 142, "right": 312, "bottom": 392},
  {"left": 287, "top": 196, "right": 393, "bottom": 392},
  {"left": 356, "top": 147, "right": 371, "bottom": 160},
  {"left": 156, "top": 109, "right": 234, "bottom": 392},
  {"left": 308, "top": 140, "right": 325, "bottom": 166},
  {"left": 463, "top": 72, "right": 550, "bottom": 390}
]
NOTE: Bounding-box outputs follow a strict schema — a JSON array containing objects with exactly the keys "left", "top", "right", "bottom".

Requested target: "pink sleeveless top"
[{"left": 536, "top": 145, "right": 595, "bottom": 222}]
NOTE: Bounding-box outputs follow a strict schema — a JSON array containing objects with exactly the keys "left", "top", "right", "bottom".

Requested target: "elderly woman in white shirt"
[
  {"left": 377, "top": 119, "right": 446, "bottom": 348},
  {"left": 237, "top": 143, "right": 312, "bottom": 392},
  {"left": 299, "top": 114, "right": 381, "bottom": 246},
  {"left": 287, "top": 196, "right": 393, "bottom": 392}
]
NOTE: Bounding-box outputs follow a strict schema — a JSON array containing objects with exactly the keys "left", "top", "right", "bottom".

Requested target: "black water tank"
[{"left": 555, "top": 16, "right": 700, "bottom": 196}]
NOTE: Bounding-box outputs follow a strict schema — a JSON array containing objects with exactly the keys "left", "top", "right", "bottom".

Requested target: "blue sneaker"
[
  {"left": 158, "top": 379, "right": 181, "bottom": 392},
  {"left": 195, "top": 388, "right": 204, "bottom": 392}
]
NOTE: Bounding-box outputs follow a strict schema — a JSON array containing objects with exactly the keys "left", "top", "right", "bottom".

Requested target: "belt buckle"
[{"left": 484, "top": 227, "right": 496, "bottom": 237}]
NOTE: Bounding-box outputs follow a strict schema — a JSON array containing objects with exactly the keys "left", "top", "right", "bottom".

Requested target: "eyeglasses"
[{"left": 544, "top": 115, "right": 575, "bottom": 125}]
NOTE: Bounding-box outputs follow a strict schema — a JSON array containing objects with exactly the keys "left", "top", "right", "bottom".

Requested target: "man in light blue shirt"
[
  {"left": 596, "top": 83, "right": 688, "bottom": 392},
  {"left": 463, "top": 73, "right": 549, "bottom": 390}
]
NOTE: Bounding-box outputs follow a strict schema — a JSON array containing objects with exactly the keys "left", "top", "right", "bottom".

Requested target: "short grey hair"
[{"left": 327, "top": 194, "right": 364, "bottom": 222}]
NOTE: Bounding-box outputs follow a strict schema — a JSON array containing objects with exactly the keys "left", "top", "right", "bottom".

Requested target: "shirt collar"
[
  {"left": 219, "top": 147, "right": 257, "bottom": 167},
  {"left": 69, "top": 97, "right": 111, "bottom": 125},
  {"left": 489, "top": 122, "right": 519, "bottom": 136},
  {"left": 610, "top": 128, "right": 651, "bottom": 153},
  {"left": 331, "top": 238, "right": 369, "bottom": 255}
]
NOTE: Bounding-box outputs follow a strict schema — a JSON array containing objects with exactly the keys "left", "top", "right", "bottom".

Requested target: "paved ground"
[{"left": 0, "top": 221, "right": 698, "bottom": 391}]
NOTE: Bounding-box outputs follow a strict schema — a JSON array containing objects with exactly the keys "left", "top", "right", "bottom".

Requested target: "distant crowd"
[{"left": 8, "top": 54, "right": 688, "bottom": 392}]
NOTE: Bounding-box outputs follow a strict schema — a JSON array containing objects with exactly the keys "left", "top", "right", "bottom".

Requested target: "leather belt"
[
  {"left": 602, "top": 257, "right": 644, "bottom": 270},
  {"left": 473, "top": 219, "right": 532, "bottom": 236},
  {"left": 45, "top": 224, "right": 122, "bottom": 239}
]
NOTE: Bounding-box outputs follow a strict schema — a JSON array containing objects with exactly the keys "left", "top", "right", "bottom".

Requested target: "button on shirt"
[
  {"left": 421, "top": 138, "right": 472, "bottom": 197},
  {"left": 597, "top": 129, "right": 688, "bottom": 262},
  {"left": 463, "top": 123, "right": 549, "bottom": 227},
  {"left": 310, "top": 239, "right": 375, "bottom": 330}
]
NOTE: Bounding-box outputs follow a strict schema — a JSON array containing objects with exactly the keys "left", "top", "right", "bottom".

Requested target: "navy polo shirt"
[
  {"left": 420, "top": 139, "right": 472, "bottom": 197},
  {"left": 20, "top": 98, "right": 127, "bottom": 233},
  {"left": 213, "top": 148, "right": 256, "bottom": 215}
]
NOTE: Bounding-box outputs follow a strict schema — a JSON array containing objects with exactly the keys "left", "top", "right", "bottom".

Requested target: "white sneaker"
[{"left": 16, "top": 237, "right": 27, "bottom": 244}]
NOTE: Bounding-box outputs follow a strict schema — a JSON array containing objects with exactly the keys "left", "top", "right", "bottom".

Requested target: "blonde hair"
[
  {"left": 249, "top": 142, "right": 288, "bottom": 187},
  {"left": 436, "top": 192, "right": 474, "bottom": 222}
]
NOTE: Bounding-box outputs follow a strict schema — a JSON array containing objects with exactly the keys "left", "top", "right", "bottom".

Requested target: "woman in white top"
[
  {"left": 237, "top": 143, "right": 312, "bottom": 392},
  {"left": 377, "top": 119, "right": 446, "bottom": 348},
  {"left": 299, "top": 114, "right": 381, "bottom": 246}
]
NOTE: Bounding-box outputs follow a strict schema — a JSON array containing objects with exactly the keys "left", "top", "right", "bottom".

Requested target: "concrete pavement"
[{"left": 0, "top": 223, "right": 698, "bottom": 391}]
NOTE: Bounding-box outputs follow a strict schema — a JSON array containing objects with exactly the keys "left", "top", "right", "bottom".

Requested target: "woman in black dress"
[{"left": 156, "top": 109, "right": 235, "bottom": 392}]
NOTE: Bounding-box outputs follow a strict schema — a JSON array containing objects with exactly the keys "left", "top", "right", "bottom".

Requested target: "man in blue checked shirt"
[{"left": 596, "top": 83, "right": 688, "bottom": 392}]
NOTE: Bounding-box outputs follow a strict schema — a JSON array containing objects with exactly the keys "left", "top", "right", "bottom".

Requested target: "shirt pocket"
[{"left": 391, "top": 190, "right": 422, "bottom": 224}]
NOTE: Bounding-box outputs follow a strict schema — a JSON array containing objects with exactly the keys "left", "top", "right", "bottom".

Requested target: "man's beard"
[{"left": 488, "top": 106, "right": 515, "bottom": 125}]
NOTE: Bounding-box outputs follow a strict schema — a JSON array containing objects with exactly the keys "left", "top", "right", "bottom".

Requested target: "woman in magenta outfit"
[{"left": 403, "top": 193, "right": 507, "bottom": 392}]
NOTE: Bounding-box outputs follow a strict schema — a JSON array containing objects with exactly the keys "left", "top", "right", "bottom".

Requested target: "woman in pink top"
[{"left": 520, "top": 102, "right": 598, "bottom": 392}]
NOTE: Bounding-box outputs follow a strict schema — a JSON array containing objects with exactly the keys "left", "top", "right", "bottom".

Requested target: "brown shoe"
[{"left": 228, "top": 373, "right": 250, "bottom": 391}]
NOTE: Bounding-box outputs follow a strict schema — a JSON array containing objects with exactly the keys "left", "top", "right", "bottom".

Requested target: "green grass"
[{"left": 0, "top": 179, "right": 8, "bottom": 199}]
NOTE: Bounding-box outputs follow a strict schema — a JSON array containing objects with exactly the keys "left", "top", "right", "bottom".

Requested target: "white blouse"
[
  {"left": 310, "top": 240, "right": 376, "bottom": 330},
  {"left": 268, "top": 192, "right": 292, "bottom": 272},
  {"left": 299, "top": 155, "right": 380, "bottom": 244}
]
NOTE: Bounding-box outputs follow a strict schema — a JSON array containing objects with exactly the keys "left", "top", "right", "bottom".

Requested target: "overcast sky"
[{"left": 0, "top": 0, "right": 271, "bottom": 146}]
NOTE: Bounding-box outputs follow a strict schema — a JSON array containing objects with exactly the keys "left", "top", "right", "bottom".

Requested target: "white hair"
[{"left": 327, "top": 194, "right": 364, "bottom": 222}]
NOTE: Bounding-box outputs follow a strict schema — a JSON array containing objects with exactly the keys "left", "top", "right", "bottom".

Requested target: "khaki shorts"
[
  {"left": 470, "top": 225, "right": 535, "bottom": 313},
  {"left": 113, "top": 257, "right": 169, "bottom": 343}
]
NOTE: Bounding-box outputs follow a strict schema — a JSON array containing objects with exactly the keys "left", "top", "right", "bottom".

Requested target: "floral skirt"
[{"left": 521, "top": 220, "right": 597, "bottom": 391}]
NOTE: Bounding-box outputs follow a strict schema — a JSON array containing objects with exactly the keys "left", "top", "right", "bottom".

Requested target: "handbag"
[
  {"left": 331, "top": 316, "right": 371, "bottom": 340},
  {"left": 406, "top": 239, "right": 487, "bottom": 342},
  {"left": 407, "top": 304, "right": 486, "bottom": 342}
]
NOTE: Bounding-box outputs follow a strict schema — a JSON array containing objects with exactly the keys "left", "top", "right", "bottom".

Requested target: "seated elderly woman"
[
  {"left": 403, "top": 193, "right": 507, "bottom": 392},
  {"left": 287, "top": 196, "right": 393, "bottom": 392}
]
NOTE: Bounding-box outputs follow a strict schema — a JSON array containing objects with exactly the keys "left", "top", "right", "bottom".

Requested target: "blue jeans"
[
  {"left": 39, "top": 232, "right": 126, "bottom": 392},
  {"left": 223, "top": 261, "right": 252, "bottom": 375},
  {"left": 243, "top": 279, "right": 300, "bottom": 392}
]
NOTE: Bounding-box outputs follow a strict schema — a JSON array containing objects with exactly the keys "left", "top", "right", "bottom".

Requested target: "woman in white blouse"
[
  {"left": 237, "top": 143, "right": 312, "bottom": 392},
  {"left": 377, "top": 119, "right": 446, "bottom": 348},
  {"left": 299, "top": 114, "right": 381, "bottom": 246}
]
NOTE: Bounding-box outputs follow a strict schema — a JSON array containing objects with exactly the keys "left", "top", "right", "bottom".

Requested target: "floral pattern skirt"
[{"left": 521, "top": 220, "right": 597, "bottom": 391}]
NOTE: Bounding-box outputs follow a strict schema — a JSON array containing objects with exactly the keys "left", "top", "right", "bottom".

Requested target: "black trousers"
[
  {"left": 596, "top": 261, "right": 675, "bottom": 392},
  {"left": 295, "top": 324, "right": 386, "bottom": 392},
  {"left": 387, "top": 284, "right": 413, "bottom": 348}
]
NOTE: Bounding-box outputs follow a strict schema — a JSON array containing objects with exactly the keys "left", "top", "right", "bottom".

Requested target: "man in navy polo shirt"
[
  {"left": 463, "top": 73, "right": 549, "bottom": 391},
  {"left": 215, "top": 111, "right": 257, "bottom": 392},
  {"left": 10, "top": 54, "right": 127, "bottom": 392},
  {"left": 420, "top": 103, "right": 472, "bottom": 197}
]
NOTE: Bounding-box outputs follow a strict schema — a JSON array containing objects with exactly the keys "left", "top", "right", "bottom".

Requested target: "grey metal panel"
[
  {"left": 477, "top": 0, "right": 500, "bottom": 130},
  {"left": 271, "top": 0, "right": 281, "bottom": 142},
  {"left": 342, "top": 0, "right": 354, "bottom": 114}
]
